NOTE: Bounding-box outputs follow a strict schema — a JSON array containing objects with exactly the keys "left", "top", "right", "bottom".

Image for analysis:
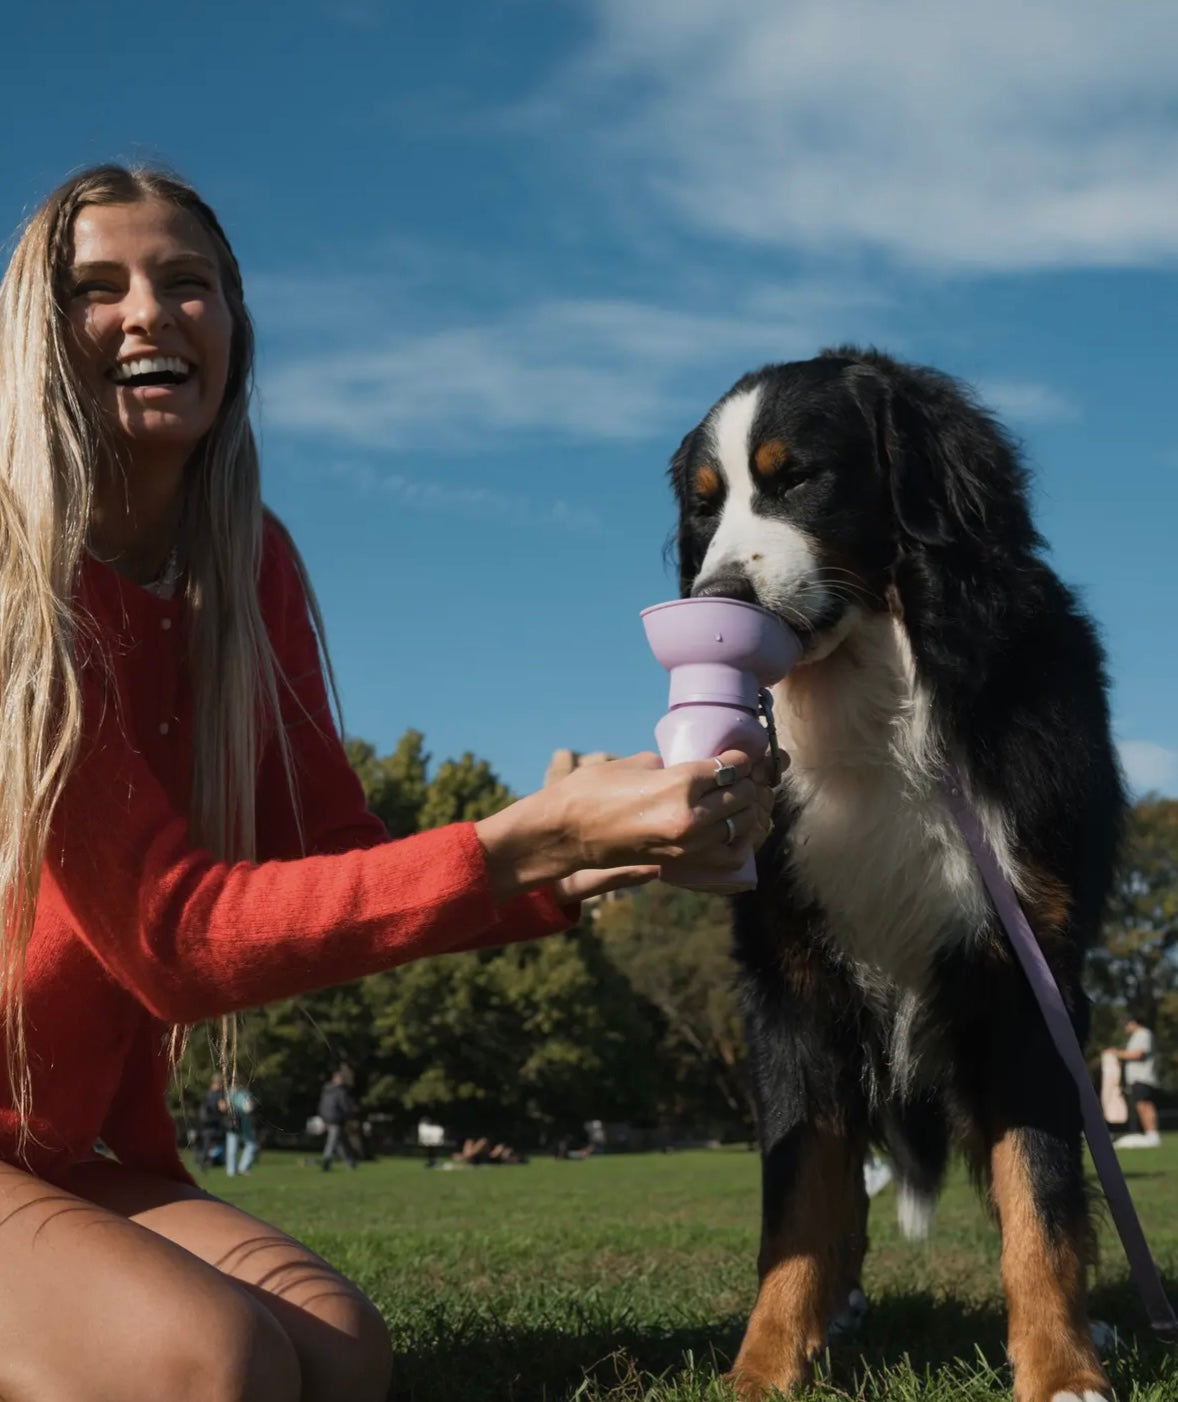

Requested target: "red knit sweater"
[{"left": 6, "top": 519, "right": 574, "bottom": 1185}]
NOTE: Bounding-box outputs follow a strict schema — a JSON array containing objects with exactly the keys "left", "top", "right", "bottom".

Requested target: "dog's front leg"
[
  {"left": 729, "top": 1117, "right": 866, "bottom": 1398},
  {"left": 726, "top": 933, "right": 869, "bottom": 1401}
]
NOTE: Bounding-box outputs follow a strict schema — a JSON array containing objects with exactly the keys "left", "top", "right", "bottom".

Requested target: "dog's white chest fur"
[{"left": 773, "top": 615, "right": 992, "bottom": 990}]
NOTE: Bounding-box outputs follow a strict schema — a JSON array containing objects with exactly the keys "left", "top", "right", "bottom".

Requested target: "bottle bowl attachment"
[{"left": 641, "top": 597, "right": 802, "bottom": 709}]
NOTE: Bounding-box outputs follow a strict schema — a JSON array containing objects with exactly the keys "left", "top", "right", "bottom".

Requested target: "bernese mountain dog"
[{"left": 668, "top": 347, "right": 1126, "bottom": 1402}]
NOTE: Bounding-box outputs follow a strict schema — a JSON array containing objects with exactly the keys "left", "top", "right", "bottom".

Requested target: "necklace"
[{"left": 141, "top": 545, "right": 182, "bottom": 599}]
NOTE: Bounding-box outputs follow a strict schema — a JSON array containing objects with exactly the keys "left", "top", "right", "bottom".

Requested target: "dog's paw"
[
  {"left": 1049, "top": 1392, "right": 1111, "bottom": 1402},
  {"left": 725, "top": 1356, "right": 810, "bottom": 1399},
  {"left": 724, "top": 1365, "right": 799, "bottom": 1399}
]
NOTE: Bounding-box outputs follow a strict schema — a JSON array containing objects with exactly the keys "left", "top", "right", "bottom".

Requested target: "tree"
[
  {"left": 1087, "top": 798, "right": 1178, "bottom": 1085},
  {"left": 596, "top": 884, "right": 752, "bottom": 1134},
  {"left": 344, "top": 730, "right": 429, "bottom": 838},
  {"left": 361, "top": 928, "right": 656, "bottom": 1142},
  {"left": 418, "top": 752, "right": 513, "bottom": 829}
]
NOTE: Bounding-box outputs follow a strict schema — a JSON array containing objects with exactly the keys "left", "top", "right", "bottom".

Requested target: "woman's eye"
[{"left": 71, "top": 281, "right": 117, "bottom": 297}]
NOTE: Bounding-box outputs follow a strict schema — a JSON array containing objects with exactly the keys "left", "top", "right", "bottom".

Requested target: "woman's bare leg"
[
  {"left": 0, "top": 1158, "right": 300, "bottom": 1402},
  {"left": 65, "top": 1158, "right": 394, "bottom": 1402}
]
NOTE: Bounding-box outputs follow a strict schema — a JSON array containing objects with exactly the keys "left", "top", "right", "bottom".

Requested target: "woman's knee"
[
  {"left": 162, "top": 1287, "right": 302, "bottom": 1402},
  {"left": 299, "top": 1283, "right": 394, "bottom": 1402}
]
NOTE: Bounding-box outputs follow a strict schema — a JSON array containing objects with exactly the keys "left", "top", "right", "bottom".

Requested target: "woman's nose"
[{"left": 121, "top": 276, "right": 173, "bottom": 335}]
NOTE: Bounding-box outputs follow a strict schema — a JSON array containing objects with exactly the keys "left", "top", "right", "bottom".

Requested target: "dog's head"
[{"left": 670, "top": 347, "right": 1039, "bottom": 658}]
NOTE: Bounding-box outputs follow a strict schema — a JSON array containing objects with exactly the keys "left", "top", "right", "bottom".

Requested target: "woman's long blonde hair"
[{"left": 0, "top": 164, "right": 320, "bottom": 1142}]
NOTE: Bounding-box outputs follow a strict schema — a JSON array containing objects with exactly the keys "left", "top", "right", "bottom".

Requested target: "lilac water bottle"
[{"left": 641, "top": 598, "right": 802, "bottom": 893}]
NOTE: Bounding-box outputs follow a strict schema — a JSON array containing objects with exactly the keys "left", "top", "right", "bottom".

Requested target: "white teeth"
[{"left": 110, "top": 355, "right": 192, "bottom": 383}]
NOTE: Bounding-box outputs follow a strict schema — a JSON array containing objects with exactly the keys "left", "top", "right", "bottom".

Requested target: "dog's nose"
[{"left": 690, "top": 574, "right": 760, "bottom": 605}]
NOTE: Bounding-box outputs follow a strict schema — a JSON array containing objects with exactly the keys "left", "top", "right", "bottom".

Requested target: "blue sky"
[{"left": 4, "top": 0, "right": 1176, "bottom": 797}]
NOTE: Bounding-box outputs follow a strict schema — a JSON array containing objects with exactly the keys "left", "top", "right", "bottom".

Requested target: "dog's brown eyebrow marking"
[
  {"left": 754, "top": 439, "right": 789, "bottom": 477},
  {"left": 694, "top": 463, "right": 721, "bottom": 499}
]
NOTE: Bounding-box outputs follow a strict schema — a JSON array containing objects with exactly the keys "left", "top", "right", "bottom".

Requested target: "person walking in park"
[
  {"left": 195, "top": 1074, "right": 227, "bottom": 1171},
  {"left": 318, "top": 1069, "right": 359, "bottom": 1171},
  {"left": 0, "top": 163, "right": 775, "bottom": 1402},
  {"left": 225, "top": 1081, "right": 259, "bottom": 1177},
  {"left": 1108, "top": 1013, "right": 1163, "bottom": 1148}
]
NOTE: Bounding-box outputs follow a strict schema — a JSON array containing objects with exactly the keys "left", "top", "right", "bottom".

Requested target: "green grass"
[{"left": 201, "top": 1140, "right": 1178, "bottom": 1400}]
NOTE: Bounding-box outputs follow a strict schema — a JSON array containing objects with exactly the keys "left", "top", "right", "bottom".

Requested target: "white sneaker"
[{"left": 1114, "top": 1131, "right": 1161, "bottom": 1149}]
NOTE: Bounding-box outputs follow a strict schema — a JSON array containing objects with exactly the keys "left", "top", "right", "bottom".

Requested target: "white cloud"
[
  {"left": 259, "top": 288, "right": 880, "bottom": 448},
  {"left": 559, "top": 0, "right": 1178, "bottom": 271},
  {"left": 328, "top": 460, "right": 604, "bottom": 534},
  {"left": 1118, "top": 740, "right": 1178, "bottom": 796},
  {"left": 974, "top": 379, "right": 1079, "bottom": 425}
]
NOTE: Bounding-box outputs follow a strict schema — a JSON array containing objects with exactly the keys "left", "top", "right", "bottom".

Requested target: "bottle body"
[{"left": 655, "top": 702, "right": 768, "bottom": 893}]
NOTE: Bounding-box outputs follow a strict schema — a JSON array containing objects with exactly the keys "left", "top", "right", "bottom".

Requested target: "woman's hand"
[
  {"left": 476, "top": 747, "right": 781, "bottom": 905},
  {"left": 551, "top": 865, "right": 662, "bottom": 904}
]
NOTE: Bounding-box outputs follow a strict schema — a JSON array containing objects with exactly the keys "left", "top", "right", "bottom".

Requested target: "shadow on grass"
[
  {"left": 388, "top": 1281, "right": 1178, "bottom": 1401},
  {"left": 389, "top": 1309, "right": 745, "bottom": 1402}
]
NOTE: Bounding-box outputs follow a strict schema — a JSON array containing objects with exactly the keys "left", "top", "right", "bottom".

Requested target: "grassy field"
[{"left": 200, "top": 1139, "right": 1178, "bottom": 1401}]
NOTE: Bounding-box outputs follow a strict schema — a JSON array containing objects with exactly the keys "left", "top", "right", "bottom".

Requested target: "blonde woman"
[{"left": 0, "top": 165, "right": 773, "bottom": 1402}]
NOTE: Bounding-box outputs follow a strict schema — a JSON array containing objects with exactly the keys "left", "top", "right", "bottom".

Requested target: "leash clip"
[{"left": 758, "top": 688, "right": 784, "bottom": 785}]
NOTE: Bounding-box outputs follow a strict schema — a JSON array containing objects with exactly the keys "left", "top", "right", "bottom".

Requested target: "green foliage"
[
  {"left": 596, "top": 885, "right": 751, "bottom": 1131},
  {"left": 417, "top": 751, "right": 514, "bottom": 829},
  {"left": 363, "top": 929, "right": 656, "bottom": 1139},
  {"left": 344, "top": 730, "right": 430, "bottom": 838}
]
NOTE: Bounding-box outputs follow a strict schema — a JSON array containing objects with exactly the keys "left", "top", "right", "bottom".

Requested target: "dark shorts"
[{"left": 1129, "top": 1082, "right": 1159, "bottom": 1105}]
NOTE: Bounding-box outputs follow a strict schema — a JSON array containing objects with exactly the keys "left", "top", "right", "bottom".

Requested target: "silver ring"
[
  {"left": 713, "top": 759, "right": 738, "bottom": 788},
  {"left": 723, "top": 816, "right": 737, "bottom": 845}
]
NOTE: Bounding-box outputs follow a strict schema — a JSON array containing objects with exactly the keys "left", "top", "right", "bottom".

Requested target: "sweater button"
[
  {"left": 161, "top": 618, "right": 172, "bottom": 631},
  {"left": 159, "top": 721, "right": 170, "bottom": 735}
]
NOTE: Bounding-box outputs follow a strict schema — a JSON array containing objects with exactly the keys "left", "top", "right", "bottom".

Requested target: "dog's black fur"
[{"left": 668, "top": 347, "right": 1126, "bottom": 1400}]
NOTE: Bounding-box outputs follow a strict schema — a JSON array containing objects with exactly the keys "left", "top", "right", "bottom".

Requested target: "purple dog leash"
[{"left": 942, "top": 774, "right": 1178, "bottom": 1337}]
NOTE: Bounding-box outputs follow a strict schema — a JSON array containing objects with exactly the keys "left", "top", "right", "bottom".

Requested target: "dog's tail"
[
  {"left": 878, "top": 1093, "right": 949, "bottom": 1241},
  {"left": 896, "top": 1179, "right": 939, "bottom": 1240}
]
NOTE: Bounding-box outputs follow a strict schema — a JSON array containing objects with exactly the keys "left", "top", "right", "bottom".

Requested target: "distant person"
[
  {"left": 319, "top": 1070, "right": 359, "bottom": 1171},
  {"left": 1108, "top": 1014, "right": 1162, "bottom": 1148},
  {"left": 0, "top": 161, "right": 774, "bottom": 1400},
  {"left": 195, "top": 1075, "right": 226, "bottom": 1171},
  {"left": 447, "top": 1136, "right": 524, "bottom": 1167},
  {"left": 224, "top": 1083, "right": 259, "bottom": 1177},
  {"left": 1100, "top": 1048, "right": 1129, "bottom": 1132}
]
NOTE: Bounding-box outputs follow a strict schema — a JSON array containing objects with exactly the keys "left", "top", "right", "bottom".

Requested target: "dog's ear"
[
  {"left": 848, "top": 359, "right": 1028, "bottom": 551},
  {"left": 667, "top": 426, "right": 705, "bottom": 596}
]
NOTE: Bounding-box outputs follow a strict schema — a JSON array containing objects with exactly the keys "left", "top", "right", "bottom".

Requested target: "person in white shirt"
[{"left": 1106, "top": 1015, "right": 1161, "bottom": 1148}]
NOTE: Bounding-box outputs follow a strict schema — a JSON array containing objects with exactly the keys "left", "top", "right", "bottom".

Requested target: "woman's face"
[{"left": 65, "top": 198, "right": 233, "bottom": 466}]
